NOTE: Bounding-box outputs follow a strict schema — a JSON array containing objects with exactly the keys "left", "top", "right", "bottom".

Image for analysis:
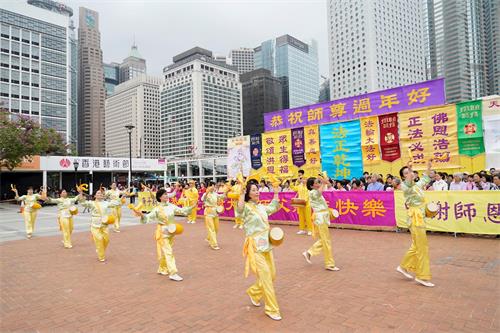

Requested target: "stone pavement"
[{"left": 1, "top": 211, "right": 499, "bottom": 332}]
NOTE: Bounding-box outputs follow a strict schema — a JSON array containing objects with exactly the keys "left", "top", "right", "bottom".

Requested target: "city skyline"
[{"left": 63, "top": 0, "right": 329, "bottom": 81}]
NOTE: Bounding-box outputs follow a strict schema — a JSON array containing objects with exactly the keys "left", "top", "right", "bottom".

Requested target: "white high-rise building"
[
  {"left": 161, "top": 47, "right": 242, "bottom": 158},
  {"left": 327, "top": 0, "right": 426, "bottom": 99},
  {"left": 1, "top": 0, "right": 77, "bottom": 144},
  {"left": 105, "top": 74, "right": 162, "bottom": 158},
  {"left": 228, "top": 48, "right": 254, "bottom": 74}
]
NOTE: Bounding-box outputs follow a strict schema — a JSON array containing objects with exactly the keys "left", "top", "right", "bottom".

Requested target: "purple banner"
[
  {"left": 182, "top": 192, "right": 396, "bottom": 228},
  {"left": 291, "top": 127, "right": 306, "bottom": 167},
  {"left": 264, "top": 78, "right": 446, "bottom": 132}
]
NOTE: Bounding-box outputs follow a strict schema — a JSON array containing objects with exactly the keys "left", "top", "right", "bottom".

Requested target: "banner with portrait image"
[
  {"left": 250, "top": 134, "right": 262, "bottom": 170},
  {"left": 291, "top": 127, "right": 305, "bottom": 167},
  {"left": 227, "top": 136, "right": 251, "bottom": 178}
]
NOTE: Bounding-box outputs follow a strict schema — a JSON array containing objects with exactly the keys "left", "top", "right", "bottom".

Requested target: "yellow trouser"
[
  {"left": 205, "top": 215, "right": 219, "bottom": 248},
  {"left": 297, "top": 204, "right": 312, "bottom": 232},
  {"left": 247, "top": 251, "right": 280, "bottom": 317},
  {"left": 233, "top": 205, "right": 243, "bottom": 226},
  {"left": 308, "top": 222, "right": 335, "bottom": 268},
  {"left": 400, "top": 222, "right": 431, "bottom": 280},
  {"left": 58, "top": 216, "right": 74, "bottom": 247},
  {"left": 22, "top": 211, "right": 37, "bottom": 235},
  {"left": 157, "top": 237, "right": 177, "bottom": 275},
  {"left": 188, "top": 206, "right": 197, "bottom": 223},
  {"left": 113, "top": 206, "right": 122, "bottom": 231},
  {"left": 91, "top": 226, "right": 109, "bottom": 260}
]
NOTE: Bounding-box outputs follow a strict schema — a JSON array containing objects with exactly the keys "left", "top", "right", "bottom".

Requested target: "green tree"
[{"left": 0, "top": 111, "right": 69, "bottom": 171}]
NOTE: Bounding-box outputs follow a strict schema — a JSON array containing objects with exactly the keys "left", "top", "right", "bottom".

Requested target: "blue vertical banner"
[
  {"left": 250, "top": 134, "right": 262, "bottom": 170},
  {"left": 320, "top": 120, "right": 363, "bottom": 179}
]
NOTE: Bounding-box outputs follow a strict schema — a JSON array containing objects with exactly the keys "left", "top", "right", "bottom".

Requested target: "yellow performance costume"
[
  {"left": 290, "top": 181, "right": 312, "bottom": 233},
  {"left": 184, "top": 186, "right": 199, "bottom": 223},
  {"left": 306, "top": 189, "right": 336, "bottom": 269},
  {"left": 238, "top": 199, "right": 281, "bottom": 319},
  {"left": 16, "top": 194, "right": 42, "bottom": 237},
  {"left": 400, "top": 174, "right": 432, "bottom": 281},
  {"left": 142, "top": 203, "right": 193, "bottom": 276},
  {"left": 105, "top": 189, "right": 127, "bottom": 232},
  {"left": 80, "top": 199, "right": 119, "bottom": 261},
  {"left": 202, "top": 191, "right": 225, "bottom": 249},
  {"left": 46, "top": 197, "right": 79, "bottom": 248},
  {"left": 229, "top": 184, "right": 243, "bottom": 229}
]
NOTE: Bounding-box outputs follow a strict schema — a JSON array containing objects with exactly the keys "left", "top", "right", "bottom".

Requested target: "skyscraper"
[
  {"left": 103, "top": 62, "right": 119, "bottom": 96},
  {"left": 327, "top": 0, "right": 426, "bottom": 100},
  {"left": 119, "top": 43, "right": 146, "bottom": 83},
  {"left": 0, "top": 0, "right": 77, "bottom": 144},
  {"left": 254, "top": 34, "right": 319, "bottom": 109},
  {"left": 78, "top": 7, "right": 105, "bottom": 156},
  {"left": 161, "top": 47, "right": 242, "bottom": 158},
  {"left": 241, "top": 68, "right": 282, "bottom": 135},
  {"left": 319, "top": 77, "right": 330, "bottom": 102},
  {"left": 105, "top": 74, "right": 161, "bottom": 158},
  {"left": 425, "top": 0, "right": 498, "bottom": 102},
  {"left": 228, "top": 48, "right": 254, "bottom": 74}
]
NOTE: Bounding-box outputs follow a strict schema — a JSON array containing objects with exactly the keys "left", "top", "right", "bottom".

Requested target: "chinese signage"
[
  {"left": 39, "top": 156, "right": 166, "bottom": 172},
  {"left": 261, "top": 130, "right": 294, "bottom": 176},
  {"left": 395, "top": 192, "right": 500, "bottom": 235},
  {"left": 320, "top": 120, "right": 363, "bottom": 179},
  {"left": 399, "top": 105, "right": 460, "bottom": 169},
  {"left": 264, "top": 78, "right": 446, "bottom": 131},
  {"left": 303, "top": 125, "right": 321, "bottom": 176},
  {"left": 360, "top": 116, "right": 381, "bottom": 164},
  {"left": 456, "top": 100, "right": 484, "bottom": 156},
  {"left": 291, "top": 127, "right": 305, "bottom": 167},
  {"left": 378, "top": 113, "right": 401, "bottom": 162}
]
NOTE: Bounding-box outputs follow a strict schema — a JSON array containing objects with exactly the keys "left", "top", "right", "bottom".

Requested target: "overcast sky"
[{"left": 65, "top": 0, "right": 329, "bottom": 79}]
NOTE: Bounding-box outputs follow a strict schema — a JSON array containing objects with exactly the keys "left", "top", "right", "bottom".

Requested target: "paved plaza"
[{"left": 0, "top": 203, "right": 499, "bottom": 332}]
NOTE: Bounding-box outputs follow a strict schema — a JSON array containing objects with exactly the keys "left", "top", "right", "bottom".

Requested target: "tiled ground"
[{"left": 1, "top": 217, "right": 498, "bottom": 332}]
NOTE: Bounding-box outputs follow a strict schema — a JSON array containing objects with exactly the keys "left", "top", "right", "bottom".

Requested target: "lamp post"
[
  {"left": 125, "top": 125, "right": 135, "bottom": 189},
  {"left": 73, "top": 160, "right": 79, "bottom": 193}
]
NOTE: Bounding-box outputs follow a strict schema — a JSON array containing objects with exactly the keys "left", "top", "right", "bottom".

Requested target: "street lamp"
[
  {"left": 125, "top": 125, "right": 135, "bottom": 189},
  {"left": 73, "top": 160, "right": 79, "bottom": 193}
]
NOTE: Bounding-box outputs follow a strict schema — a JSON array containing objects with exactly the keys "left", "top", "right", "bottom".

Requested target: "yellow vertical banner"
[
  {"left": 262, "top": 130, "right": 294, "bottom": 177},
  {"left": 360, "top": 116, "right": 381, "bottom": 164},
  {"left": 303, "top": 125, "right": 321, "bottom": 176},
  {"left": 399, "top": 105, "right": 460, "bottom": 169}
]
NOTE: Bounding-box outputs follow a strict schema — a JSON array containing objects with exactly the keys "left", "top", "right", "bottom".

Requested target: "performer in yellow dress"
[
  {"left": 78, "top": 188, "right": 120, "bottom": 262},
  {"left": 13, "top": 186, "right": 44, "bottom": 239},
  {"left": 140, "top": 188, "right": 194, "bottom": 281},
  {"left": 228, "top": 180, "right": 243, "bottom": 229},
  {"left": 184, "top": 180, "right": 199, "bottom": 224},
  {"left": 44, "top": 189, "right": 79, "bottom": 248},
  {"left": 201, "top": 181, "right": 227, "bottom": 250},
  {"left": 397, "top": 159, "right": 435, "bottom": 287},
  {"left": 237, "top": 180, "right": 282, "bottom": 321},
  {"left": 104, "top": 183, "right": 128, "bottom": 232},
  {"left": 290, "top": 170, "right": 312, "bottom": 235},
  {"left": 302, "top": 176, "right": 340, "bottom": 271}
]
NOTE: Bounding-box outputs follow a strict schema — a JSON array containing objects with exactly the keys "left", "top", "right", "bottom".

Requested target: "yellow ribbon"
[
  {"left": 408, "top": 206, "right": 425, "bottom": 227},
  {"left": 242, "top": 236, "right": 257, "bottom": 278}
]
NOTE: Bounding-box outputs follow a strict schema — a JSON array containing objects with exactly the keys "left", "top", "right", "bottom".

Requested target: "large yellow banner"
[
  {"left": 262, "top": 130, "right": 294, "bottom": 177},
  {"left": 303, "top": 125, "right": 321, "bottom": 177},
  {"left": 399, "top": 105, "right": 460, "bottom": 169},
  {"left": 395, "top": 191, "right": 500, "bottom": 234},
  {"left": 360, "top": 116, "right": 381, "bottom": 164}
]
